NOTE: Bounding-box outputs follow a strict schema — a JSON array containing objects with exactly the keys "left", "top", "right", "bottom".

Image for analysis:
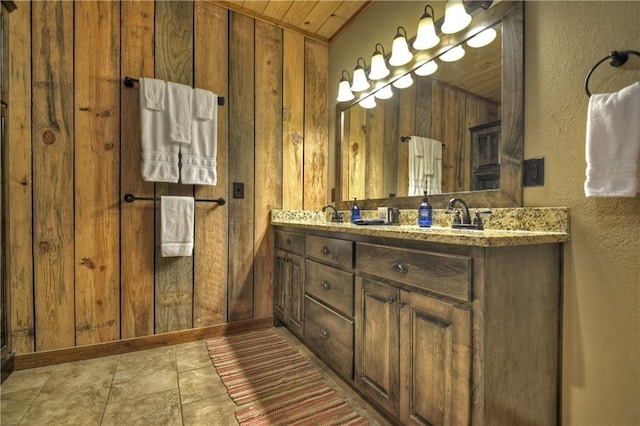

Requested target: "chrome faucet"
[
  {"left": 322, "top": 204, "right": 343, "bottom": 223},
  {"left": 447, "top": 198, "right": 471, "bottom": 225}
]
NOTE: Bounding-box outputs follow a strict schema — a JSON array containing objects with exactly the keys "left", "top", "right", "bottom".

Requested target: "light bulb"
[
  {"left": 368, "top": 43, "right": 390, "bottom": 80},
  {"left": 373, "top": 82, "right": 393, "bottom": 99},
  {"left": 467, "top": 27, "right": 497, "bottom": 48},
  {"left": 415, "top": 60, "right": 438, "bottom": 76},
  {"left": 351, "top": 58, "right": 370, "bottom": 92},
  {"left": 358, "top": 96, "right": 377, "bottom": 109},
  {"left": 441, "top": 0, "right": 472, "bottom": 34},
  {"left": 337, "top": 79, "right": 355, "bottom": 102},
  {"left": 440, "top": 45, "right": 465, "bottom": 62},
  {"left": 413, "top": 6, "right": 440, "bottom": 51},
  {"left": 392, "top": 73, "right": 414, "bottom": 89},
  {"left": 389, "top": 27, "right": 413, "bottom": 66}
]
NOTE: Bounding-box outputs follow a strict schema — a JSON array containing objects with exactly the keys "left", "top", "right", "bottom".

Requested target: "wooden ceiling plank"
[
  {"left": 262, "top": 0, "right": 294, "bottom": 21},
  {"left": 301, "top": 1, "right": 344, "bottom": 34},
  {"left": 241, "top": 0, "right": 269, "bottom": 14},
  {"left": 317, "top": 0, "right": 371, "bottom": 42},
  {"left": 281, "top": 0, "right": 318, "bottom": 29}
]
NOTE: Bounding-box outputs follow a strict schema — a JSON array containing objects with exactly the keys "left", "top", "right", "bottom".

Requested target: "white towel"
[
  {"left": 181, "top": 88, "right": 218, "bottom": 185},
  {"left": 408, "top": 136, "right": 443, "bottom": 196},
  {"left": 167, "top": 82, "right": 193, "bottom": 145},
  {"left": 585, "top": 81, "right": 640, "bottom": 197},
  {"left": 161, "top": 196, "right": 194, "bottom": 257},
  {"left": 139, "top": 78, "right": 179, "bottom": 183}
]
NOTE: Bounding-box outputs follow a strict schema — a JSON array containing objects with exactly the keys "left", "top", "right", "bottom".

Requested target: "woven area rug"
[{"left": 206, "top": 328, "right": 369, "bottom": 425}]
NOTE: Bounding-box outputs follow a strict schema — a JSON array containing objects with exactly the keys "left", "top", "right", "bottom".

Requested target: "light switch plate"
[{"left": 523, "top": 157, "right": 545, "bottom": 186}]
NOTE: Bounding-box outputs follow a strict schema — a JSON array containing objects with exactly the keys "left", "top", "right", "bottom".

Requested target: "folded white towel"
[
  {"left": 161, "top": 196, "right": 194, "bottom": 257},
  {"left": 181, "top": 89, "right": 218, "bottom": 185},
  {"left": 139, "top": 78, "right": 179, "bottom": 183},
  {"left": 167, "top": 82, "right": 193, "bottom": 145},
  {"left": 585, "top": 81, "right": 640, "bottom": 197}
]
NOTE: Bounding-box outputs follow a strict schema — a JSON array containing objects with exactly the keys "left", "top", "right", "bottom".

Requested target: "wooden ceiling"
[{"left": 213, "top": 0, "right": 372, "bottom": 43}]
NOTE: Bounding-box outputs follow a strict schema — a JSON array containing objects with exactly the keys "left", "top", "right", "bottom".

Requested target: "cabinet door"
[
  {"left": 354, "top": 276, "right": 400, "bottom": 417},
  {"left": 399, "top": 290, "right": 471, "bottom": 426},
  {"left": 287, "top": 253, "right": 304, "bottom": 338},
  {"left": 274, "top": 249, "right": 289, "bottom": 322}
]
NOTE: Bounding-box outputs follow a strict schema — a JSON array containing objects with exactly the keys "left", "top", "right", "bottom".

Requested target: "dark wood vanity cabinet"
[
  {"left": 274, "top": 231, "right": 305, "bottom": 339},
  {"left": 274, "top": 226, "right": 562, "bottom": 426}
]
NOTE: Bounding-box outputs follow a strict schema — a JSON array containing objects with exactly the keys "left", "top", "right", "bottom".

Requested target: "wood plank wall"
[{"left": 6, "top": 0, "right": 328, "bottom": 354}]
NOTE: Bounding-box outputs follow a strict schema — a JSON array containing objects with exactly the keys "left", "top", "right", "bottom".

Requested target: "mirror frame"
[{"left": 334, "top": 1, "right": 523, "bottom": 210}]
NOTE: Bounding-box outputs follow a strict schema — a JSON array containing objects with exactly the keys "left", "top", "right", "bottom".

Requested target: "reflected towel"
[
  {"left": 161, "top": 196, "right": 194, "bottom": 257},
  {"left": 181, "top": 88, "right": 218, "bottom": 185},
  {"left": 585, "top": 81, "right": 640, "bottom": 197},
  {"left": 139, "top": 78, "right": 178, "bottom": 183},
  {"left": 425, "top": 138, "right": 443, "bottom": 195},
  {"left": 167, "top": 82, "right": 193, "bottom": 144},
  {"left": 408, "top": 136, "right": 443, "bottom": 196}
]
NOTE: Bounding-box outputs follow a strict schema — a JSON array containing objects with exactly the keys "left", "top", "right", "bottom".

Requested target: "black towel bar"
[
  {"left": 584, "top": 50, "right": 640, "bottom": 97},
  {"left": 123, "top": 76, "right": 225, "bottom": 106},
  {"left": 123, "top": 193, "right": 225, "bottom": 206}
]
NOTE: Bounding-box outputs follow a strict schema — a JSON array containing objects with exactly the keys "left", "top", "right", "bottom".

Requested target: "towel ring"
[{"left": 584, "top": 50, "right": 640, "bottom": 97}]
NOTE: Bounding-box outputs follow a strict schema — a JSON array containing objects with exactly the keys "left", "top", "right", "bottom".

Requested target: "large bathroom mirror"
[{"left": 335, "top": 1, "right": 523, "bottom": 209}]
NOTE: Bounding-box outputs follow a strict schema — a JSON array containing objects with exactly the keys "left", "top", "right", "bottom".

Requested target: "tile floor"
[{"left": 1, "top": 327, "right": 391, "bottom": 425}]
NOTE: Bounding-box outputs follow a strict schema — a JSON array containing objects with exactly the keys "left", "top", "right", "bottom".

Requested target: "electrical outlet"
[
  {"left": 523, "top": 157, "right": 545, "bottom": 187},
  {"left": 233, "top": 182, "right": 244, "bottom": 198}
]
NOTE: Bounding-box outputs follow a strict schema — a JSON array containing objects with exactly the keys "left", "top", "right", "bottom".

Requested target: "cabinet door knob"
[
  {"left": 398, "top": 300, "right": 406, "bottom": 308},
  {"left": 285, "top": 238, "right": 292, "bottom": 245},
  {"left": 391, "top": 262, "right": 408, "bottom": 274},
  {"left": 321, "top": 280, "right": 331, "bottom": 290},
  {"left": 387, "top": 296, "right": 396, "bottom": 304},
  {"left": 322, "top": 246, "right": 331, "bottom": 255},
  {"left": 320, "top": 328, "right": 330, "bottom": 339}
]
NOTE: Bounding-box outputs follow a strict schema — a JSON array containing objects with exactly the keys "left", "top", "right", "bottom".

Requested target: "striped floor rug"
[{"left": 206, "top": 328, "right": 369, "bottom": 425}]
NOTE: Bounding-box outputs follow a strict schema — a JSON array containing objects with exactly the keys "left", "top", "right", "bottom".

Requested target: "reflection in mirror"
[{"left": 335, "top": 1, "right": 523, "bottom": 209}]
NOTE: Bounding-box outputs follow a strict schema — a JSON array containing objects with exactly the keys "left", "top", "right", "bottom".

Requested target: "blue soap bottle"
[
  {"left": 418, "top": 191, "right": 432, "bottom": 227},
  {"left": 351, "top": 198, "right": 361, "bottom": 222}
]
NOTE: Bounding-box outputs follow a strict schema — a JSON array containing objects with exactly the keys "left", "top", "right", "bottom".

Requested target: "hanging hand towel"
[
  {"left": 161, "top": 196, "right": 195, "bottom": 257},
  {"left": 585, "top": 81, "right": 640, "bottom": 197},
  {"left": 167, "top": 82, "right": 193, "bottom": 145},
  {"left": 408, "top": 136, "right": 426, "bottom": 196},
  {"left": 425, "top": 138, "right": 443, "bottom": 195},
  {"left": 181, "top": 88, "right": 218, "bottom": 185},
  {"left": 139, "top": 78, "right": 179, "bottom": 183}
]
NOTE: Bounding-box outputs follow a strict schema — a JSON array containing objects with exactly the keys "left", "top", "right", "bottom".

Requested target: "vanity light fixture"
[
  {"left": 467, "top": 27, "right": 497, "bottom": 48},
  {"left": 368, "top": 43, "right": 391, "bottom": 80},
  {"left": 413, "top": 5, "right": 440, "bottom": 51},
  {"left": 336, "top": 70, "right": 355, "bottom": 102},
  {"left": 441, "top": 0, "right": 472, "bottom": 34},
  {"left": 351, "top": 57, "right": 371, "bottom": 92},
  {"left": 414, "top": 60, "right": 438, "bottom": 76},
  {"left": 389, "top": 26, "right": 413, "bottom": 66},
  {"left": 358, "top": 95, "right": 377, "bottom": 109},
  {"left": 392, "top": 73, "right": 414, "bottom": 89},
  {"left": 440, "top": 44, "right": 466, "bottom": 62},
  {"left": 373, "top": 82, "right": 394, "bottom": 99}
]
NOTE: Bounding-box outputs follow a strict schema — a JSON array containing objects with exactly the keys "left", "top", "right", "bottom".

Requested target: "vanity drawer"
[
  {"left": 356, "top": 242, "right": 472, "bottom": 302},
  {"left": 305, "top": 235, "right": 353, "bottom": 269},
  {"left": 306, "top": 259, "right": 354, "bottom": 317},
  {"left": 304, "top": 296, "right": 353, "bottom": 380},
  {"left": 275, "top": 230, "right": 305, "bottom": 254}
]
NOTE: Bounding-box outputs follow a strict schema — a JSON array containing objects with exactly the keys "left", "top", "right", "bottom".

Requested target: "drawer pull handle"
[
  {"left": 285, "top": 238, "right": 292, "bottom": 245},
  {"left": 320, "top": 328, "right": 330, "bottom": 339},
  {"left": 322, "top": 280, "right": 331, "bottom": 290},
  {"left": 388, "top": 296, "right": 396, "bottom": 304},
  {"left": 391, "top": 262, "right": 408, "bottom": 274},
  {"left": 322, "top": 246, "right": 331, "bottom": 255}
]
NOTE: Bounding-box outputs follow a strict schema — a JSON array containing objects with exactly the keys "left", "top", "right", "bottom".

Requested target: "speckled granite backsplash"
[{"left": 272, "top": 207, "right": 569, "bottom": 233}]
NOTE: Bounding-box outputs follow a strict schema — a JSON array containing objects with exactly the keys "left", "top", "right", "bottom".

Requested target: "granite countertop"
[{"left": 271, "top": 207, "right": 570, "bottom": 247}]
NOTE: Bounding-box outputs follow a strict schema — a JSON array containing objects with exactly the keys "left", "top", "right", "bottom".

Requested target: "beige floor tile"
[
  {"left": 181, "top": 394, "right": 238, "bottom": 426},
  {"left": 108, "top": 366, "right": 177, "bottom": 404},
  {"left": 1, "top": 397, "right": 33, "bottom": 426},
  {"left": 19, "top": 387, "right": 109, "bottom": 426},
  {"left": 115, "top": 346, "right": 176, "bottom": 379},
  {"left": 36, "top": 359, "right": 117, "bottom": 401},
  {"left": 178, "top": 365, "right": 227, "bottom": 405},
  {"left": 176, "top": 341, "right": 214, "bottom": 372},
  {"left": 0, "top": 365, "right": 55, "bottom": 394},
  {"left": 102, "top": 388, "right": 182, "bottom": 426}
]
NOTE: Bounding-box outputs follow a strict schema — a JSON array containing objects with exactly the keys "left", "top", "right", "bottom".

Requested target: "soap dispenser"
[
  {"left": 351, "top": 198, "right": 361, "bottom": 222},
  {"left": 418, "top": 191, "right": 432, "bottom": 227}
]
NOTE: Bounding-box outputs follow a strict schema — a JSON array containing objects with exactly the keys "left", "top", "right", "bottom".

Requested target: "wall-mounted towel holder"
[
  {"left": 584, "top": 50, "right": 640, "bottom": 97},
  {"left": 123, "top": 76, "right": 225, "bottom": 106},
  {"left": 123, "top": 193, "right": 225, "bottom": 205}
]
